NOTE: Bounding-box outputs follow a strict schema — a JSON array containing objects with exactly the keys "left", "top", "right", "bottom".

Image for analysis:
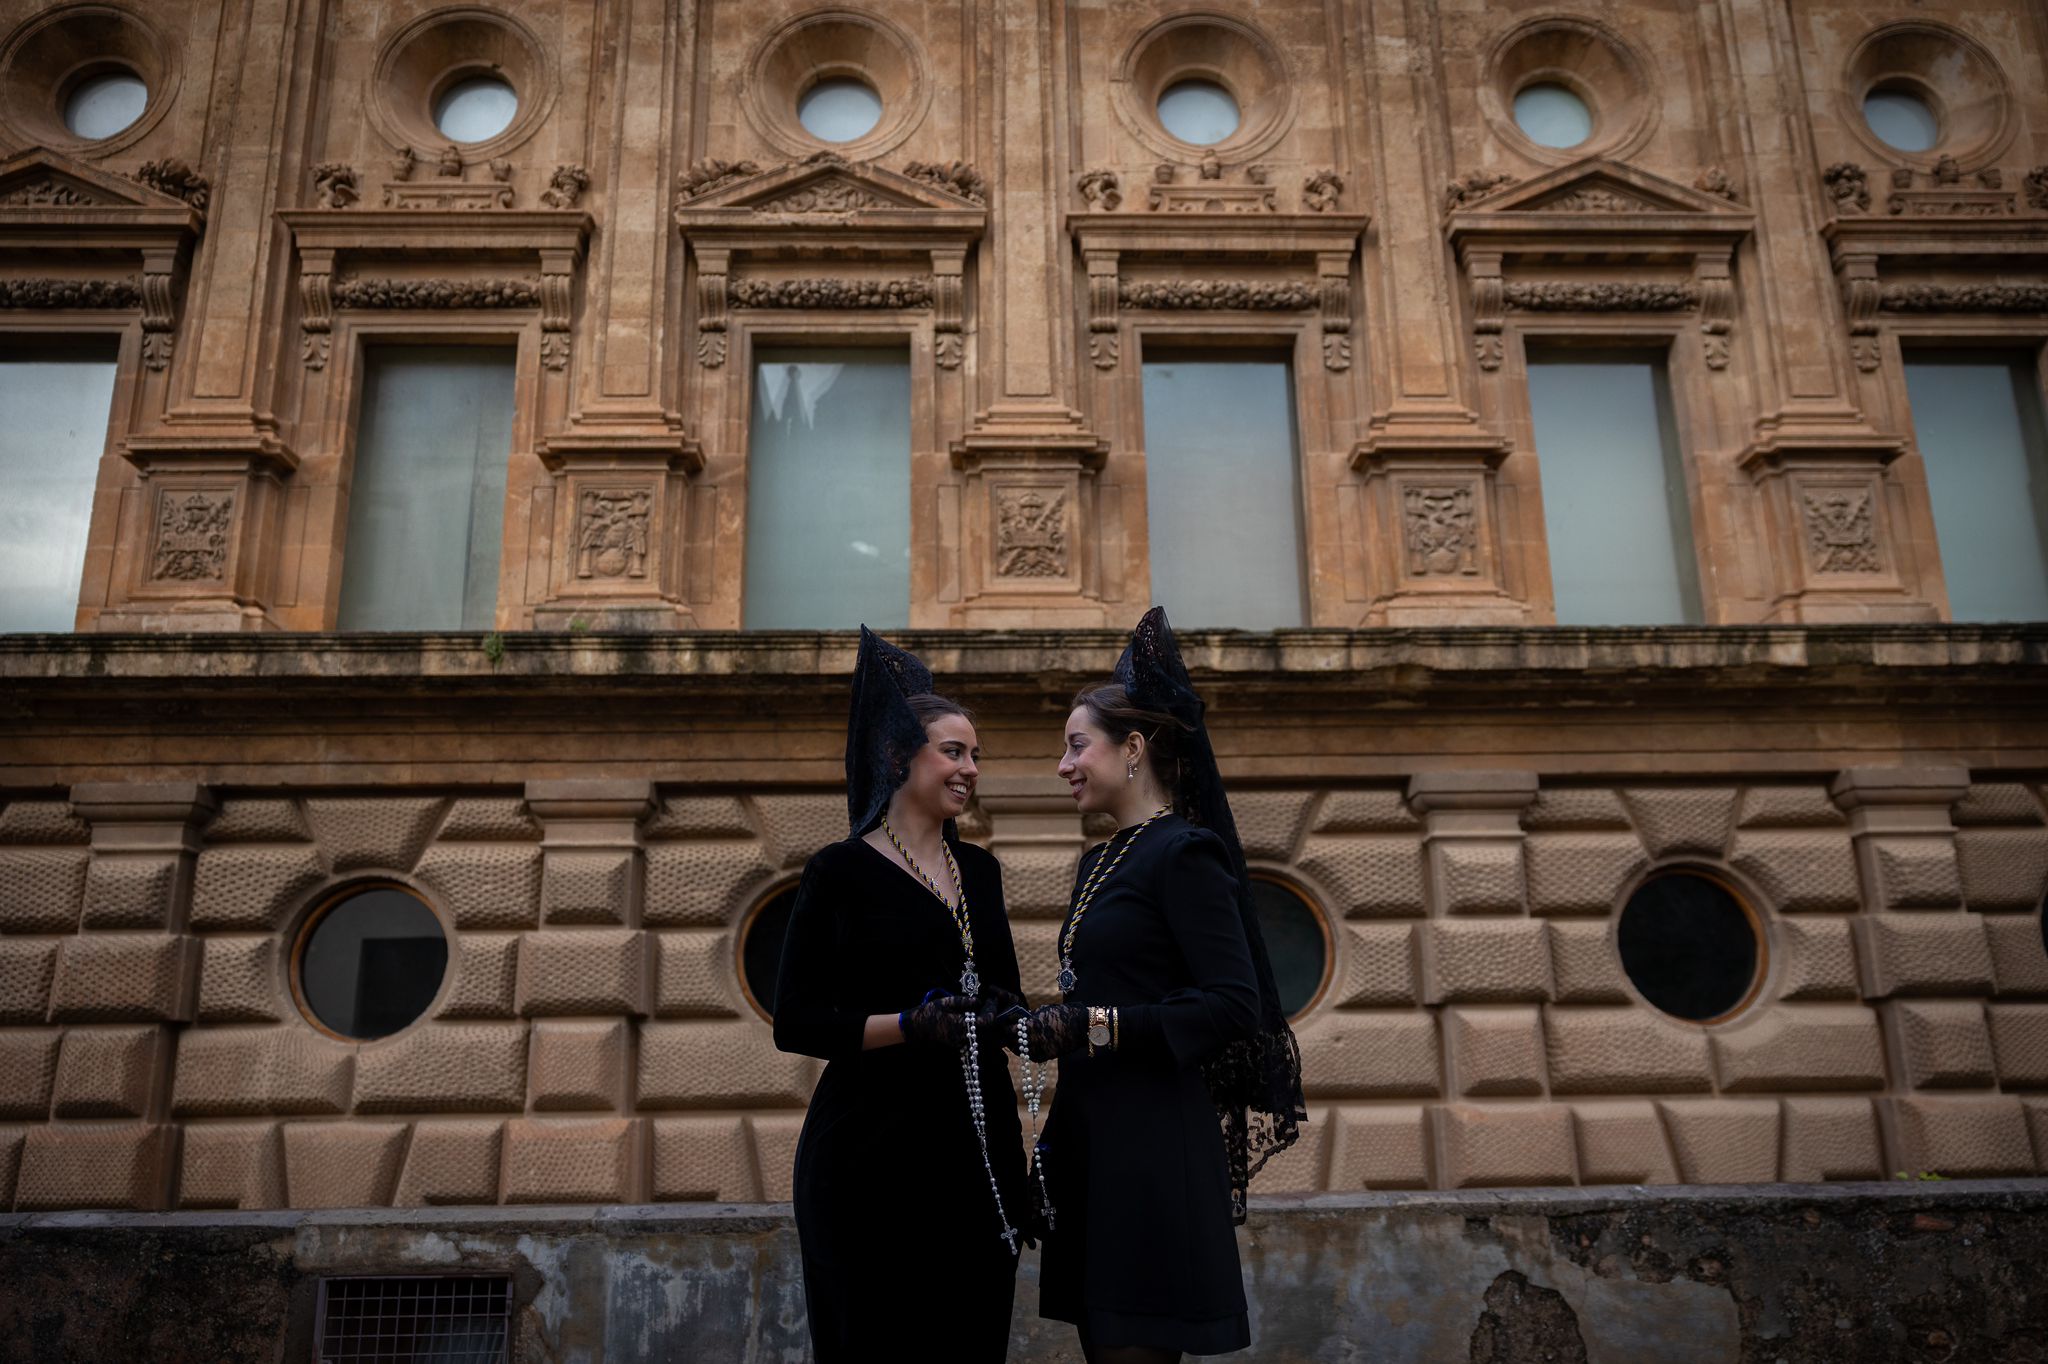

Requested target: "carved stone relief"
[
  {"left": 0, "top": 178, "right": 97, "bottom": 207},
  {"left": 1801, "top": 488, "right": 1881, "bottom": 574},
  {"left": 540, "top": 165, "right": 590, "bottom": 209},
  {"left": 1443, "top": 171, "right": 1517, "bottom": 212},
  {"left": 576, "top": 490, "right": 652, "bottom": 579},
  {"left": 1078, "top": 169, "right": 1122, "bottom": 211},
  {"left": 331, "top": 278, "right": 541, "bottom": 309},
  {"left": 312, "top": 164, "right": 358, "bottom": 209},
  {"left": 1403, "top": 487, "right": 1480, "bottom": 577},
  {"left": 675, "top": 158, "right": 762, "bottom": 207},
  {"left": 0, "top": 278, "right": 142, "bottom": 308},
  {"left": 1303, "top": 170, "right": 1344, "bottom": 213},
  {"left": 752, "top": 178, "right": 887, "bottom": 214},
  {"left": 150, "top": 491, "right": 235, "bottom": 581},
  {"left": 902, "top": 160, "right": 985, "bottom": 204},
  {"left": 995, "top": 487, "right": 1067, "bottom": 578},
  {"left": 1146, "top": 160, "right": 1277, "bottom": 213},
  {"left": 1823, "top": 163, "right": 1871, "bottom": 215},
  {"left": 1533, "top": 187, "right": 1656, "bottom": 213},
  {"left": 728, "top": 277, "right": 933, "bottom": 309},
  {"left": 1116, "top": 280, "right": 1318, "bottom": 311},
  {"left": 131, "top": 159, "right": 210, "bottom": 215}
]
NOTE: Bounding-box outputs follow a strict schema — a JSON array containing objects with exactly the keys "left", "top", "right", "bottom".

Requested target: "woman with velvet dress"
[
  {"left": 1005, "top": 607, "right": 1308, "bottom": 1363},
  {"left": 772, "top": 627, "right": 1028, "bottom": 1362}
]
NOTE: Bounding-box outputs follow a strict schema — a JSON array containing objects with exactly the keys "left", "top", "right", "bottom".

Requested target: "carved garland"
[
  {"left": 727, "top": 276, "right": 934, "bottom": 310},
  {"left": 331, "top": 277, "right": 541, "bottom": 309},
  {"left": 1468, "top": 259, "right": 1733, "bottom": 372},
  {"left": 1503, "top": 282, "right": 1700, "bottom": 311},
  {"left": 1878, "top": 284, "right": 2048, "bottom": 313},
  {"left": 1116, "top": 280, "right": 1319, "bottom": 311},
  {"left": 0, "top": 277, "right": 143, "bottom": 308}
]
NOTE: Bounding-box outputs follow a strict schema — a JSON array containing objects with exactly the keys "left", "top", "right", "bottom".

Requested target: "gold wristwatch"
[{"left": 1087, "top": 1006, "right": 1112, "bottom": 1055}]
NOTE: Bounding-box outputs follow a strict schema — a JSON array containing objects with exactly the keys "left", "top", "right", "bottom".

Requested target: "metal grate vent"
[{"left": 316, "top": 1275, "right": 512, "bottom": 1363}]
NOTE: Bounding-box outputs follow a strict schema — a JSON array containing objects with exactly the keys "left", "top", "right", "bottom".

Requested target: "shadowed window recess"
[
  {"left": 0, "top": 341, "right": 119, "bottom": 632},
  {"left": 1616, "top": 871, "right": 1763, "bottom": 1023},
  {"left": 1251, "top": 876, "right": 1331, "bottom": 1020},
  {"left": 740, "top": 884, "right": 799, "bottom": 1020},
  {"left": 295, "top": 885, "right": 449, "bottom": 1041}
]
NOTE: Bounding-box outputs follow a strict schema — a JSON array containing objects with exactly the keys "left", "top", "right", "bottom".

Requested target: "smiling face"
[
  {"left": 899, "top": 712, "right": 980, "bottom": 820},
  {"left": 1056, "top": 705, "right": 1132, "bottom": 815}
]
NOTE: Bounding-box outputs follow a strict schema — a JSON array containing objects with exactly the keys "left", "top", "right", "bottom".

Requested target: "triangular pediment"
[
  {"left": 0, "top": 147, "right": 191, "bottom": 212},
  {"left": 677, "top": 151, "right": 985, "bottom": 217},
  {"left": 1458, "top": 158, "right": 1749, "bottom": 218}
]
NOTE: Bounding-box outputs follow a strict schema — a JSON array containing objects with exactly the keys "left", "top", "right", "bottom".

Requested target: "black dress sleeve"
[
  {"left": 1115, "top": 828, "right": 1261, "bottom": 1068},
  {"left": 772, "top": 846, "right": 870, "bottom": 1061}
]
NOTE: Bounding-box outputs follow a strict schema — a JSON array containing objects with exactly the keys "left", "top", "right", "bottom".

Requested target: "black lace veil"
[
  {"left": 1113, "top": 606, "right": 1307, "bottom": 1221},
  {"left": 845, "top": 626, "right": 948, "bottom": 838}
]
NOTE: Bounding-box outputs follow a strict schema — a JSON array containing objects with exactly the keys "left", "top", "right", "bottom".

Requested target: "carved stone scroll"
[
  {"left": 1695, "top": 253, "right": 1734, "bottom": 371},
  {"left": 694, "top": 247, "right": 729, "bottom": 369},
  {"left": 932, "top": 248, "right": 966, "bottom": 370},
  {"left": 1467, "top": 251, "right": 1505, "bottom": 372},
  {"left": 139, "top": 247, "right": 178, "bottom": 371},
  {"left": 1836, "top": 253, "right": 1882, "bottom": 373},
  {"left": 298, "top": 247, "right": 334, "bottom": 371},
  {"left": 1318, "top": 251, "right": 1353, "bottom": 372},
  {"left": 1085, "top": 251, "right": 1119, "bottom": 370},
  {"left": 539, "top": 248, "right": 575, "bottom": 372}
]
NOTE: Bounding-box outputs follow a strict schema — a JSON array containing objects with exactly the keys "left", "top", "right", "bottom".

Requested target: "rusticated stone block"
[
  {"left": 0, "top": 939, "right": 58, "bottom": 1024},
  {"left": 0, "top": 1030, "right": 59, "bottom": 1119},
  {"left": 1523, "top": 834, "right": 1646, "bottom": 917},
  {"left": 747, "top": 1113, "right": 804, "bottom": 1200},
  {"left": 1880, "top": 1095, "right": 2033, "bottom": 1177},
  {"left": 1658, "top": 1099, "right": 1781, "bottom": 1183},
  {"left": 1727, "top": 831, "right": 1859, "bottom": 913},
  {"left": 171, "top": 1027, "right": 355, "bottom": 1117},
  {"left": 80, "top": 855, "right": 182, "bottom": 929},
  {"left": 644, "top": 841, "right": 776, "bottom": 926},
  {"left": 1447, "top": 1007, "right": 1545, "bottom": 1097},
  {"left": 412, "top": 844, "right": 542, "bottom": 930},
  {"left": 189, "top": 845, "right": 326, "bottom": 930},
  {"left": 1544, "top": 1008, "right": 1712, "bottom": 1094},
  {"left": 638, "top": 1021, "right": 818, "bottom": 1109},
  {"left": 1955, "top": 828, "right": 2048, "bottom": 911},
  {"left": 503, "top": 1117, "right": 640, "bottom": 1203},
  {"left": 1545, "top": 921, "right": 1630, "bottom": 1005},
  {"left": 1776, "top": 918, "right": 1861, "bottom": 1001},
  {"left": 1427, "top": 840, "right": 1525, "bottom": 916},
  {"left": 541, "top": 850, "right": 637, "bottom": 926},
  {"left": 643, "top": 795, "right": 753, "bottom": 839},
  {"left": 1952, "top": 783, "right": 2046, "bottom": 827},
  {"left": 1295, "top": 835, "right": 1426, "bottom": 918},
  {"left": 196, "top": 936, "right": 281, "bottom": 1023},
  {"left": 49, "top": 934, "right": 195, "bottom": 1022},
  {"left": 355, "top": 1023, "right": 528, "bottom": 1113},
  {"left": 1986, "top": 1004, "right": 2048, "bottom": 1088},
  {"left": 178, "top": 1121, "right": 284, "bottom": 1209},
  {"left": 1328, "top": 923, "right": 1418, "bottom": 1008},
  {"left": 1231, "top": 791, "right": 1315, "bottom": 859},
  {"left": 1862, "top": 836, "right": 1963, "bottom": 911},
  {"left": 1251, "top": 1109, "right": 1329, "bottom": 1192},
  {"left": 0, "top": 801, "right": 90, "bottom": 844},
  {"left": 1885, "top": 1000, "right": 1996, "bottom": 1088},
  {"left": 302, "top": 797, "right": 447, "bottom": 874},
  {"left": 1985, "top": 914, "right": 2048, "bottom": 997},
  {"left": 1854, "top": 913, "right": 1993, "bottom": 998},
  {"left": 1521, "top": 788, "right": 1632, "bottom": 831},
  {"left": 15, "top": 1123, "right": 171, "bottom": 1210},
  {"left": 1294, "top": 1011, "right": 1439, "bottom": 1098},
  {"left": 652, "top": 1115, "right": 758, "bottom": 1201},
  {"left": 1424, "top": 919, "right": 1550, "bottom": 1004},
  {"left": 1619, "top": 788, "right": 1737, "bottom": 858},
  {"left": 1712, "top": 1005, "right": 1885, "bottom": 1092},
  {"left": 516, "top": 930, "right": 650, "bottom": 1016},
  {"left": 282, "top": 1121, "right": 408, "bottom": 1207},
  {"left": 1313, "top": 789, "right": 1420, "bottom": 832},
  {"left": 653, "top": 931, "right": 741, "bottom": 1018},
  {"left": 437, "top": 797, "right": 541, "bottom": 842},
  {"left": 996, "top": 847, "right": 1083, "bottom": 916},
  {"left": 437, "top": 933, "right": 520, "bottom": 1019},
  {"left": 203, "top": 799, "right": 312, "bottom": 843},
  {"left": 751, "top": 794, "right": 843, "bottom": 869},
  {"left": 0, "top": 848, "right": 89, "bottom": 933},
  {"left": 1433, "top": 1103, "right": 1576, "bottom": 1188},
  {"left": 52, "top": 1024, "right": 163, "bottom": 1118},
  {"left": 1781, "top": 1097, "right": 1883, "bottom": 1182},
  {"left": 1571, "top": 1101, "right": 1678, "bottom": 1185},
  {"left": 529, "top": 1019, "right": 628, "bottom": 1111},
  {"left": 1326, "top": 1105, "right": 1430, "bottom": 1189},
  {"left": 1011, "top": 920, "right": 1062, "bottom": 1004},
  {"left": 1735, "top": 786, "right": 1847, "bottom": 829},
  {"left": 2025, "top": 1099, "right": 2048, "bottom": 1174},
  {"left": 0, "top": 1126, "right": 22, "bottom": 1207},
  {"left": 395, "top": 1119, "right": 505, "bottom": 1206}
]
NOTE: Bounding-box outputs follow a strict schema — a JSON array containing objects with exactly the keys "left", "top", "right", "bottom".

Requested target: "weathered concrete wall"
[{"left": 2, "top": 1182, "right": 2043, "bottom": 1363}]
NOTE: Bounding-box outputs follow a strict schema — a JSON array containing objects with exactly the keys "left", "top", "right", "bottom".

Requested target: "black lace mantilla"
[
  {"left": 1114, "top": 606, "right": 1308, "bottom": 1222},
  {"left": 845, "top": 626, "right": 947, "bottom": 838}
]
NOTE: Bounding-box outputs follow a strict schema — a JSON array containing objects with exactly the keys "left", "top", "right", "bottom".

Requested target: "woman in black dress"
[
  {"left": 772, "top": 628, "right": 1028, "bottom": 1362},
  {"left": 1007, "top": 607, "right": 1307, "bottom": 1363}
]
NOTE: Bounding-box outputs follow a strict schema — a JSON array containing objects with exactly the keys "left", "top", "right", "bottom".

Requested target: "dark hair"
[
  {"left": 1070, "top": 683, "right": 1193, "bottom": 811},
  {"left": 907, "top": 693, "right": 975, "bottom": 729}
]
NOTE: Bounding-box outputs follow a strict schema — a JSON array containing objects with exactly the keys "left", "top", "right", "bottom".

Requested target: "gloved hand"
[
  {"left": 1016, "top": 1003, "right": 1091, "bottom": 1062},
  {"left": 976, "top": 982, "right": 1028, "bottom": 1029},
  {"left": 898, "top": 993, "right": 973, "bottom": 1047}
]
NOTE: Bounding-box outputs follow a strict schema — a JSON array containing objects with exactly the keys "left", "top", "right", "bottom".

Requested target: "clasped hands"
[{"left": 898, "top": 984, "right": 1089, "bottom": 1062}]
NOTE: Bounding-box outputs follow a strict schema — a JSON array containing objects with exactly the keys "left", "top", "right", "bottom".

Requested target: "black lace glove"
[
  {"left": 976, "top": 983, "right": 1028, "bottom": 1030},
  {"left": 898, "top": 993, "right": 972, "bottom": 1048},
  {"left": 1019, "top": 1003, "right": 1091, "bottom": 1062}
]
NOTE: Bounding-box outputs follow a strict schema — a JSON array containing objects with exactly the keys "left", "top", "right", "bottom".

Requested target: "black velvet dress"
[
  {"left": 773, "top": 836, "right": 1026, "bottom": 1363},
  {"left": 1039, "top": 815, "right": 1262, "bottom": 1356}
]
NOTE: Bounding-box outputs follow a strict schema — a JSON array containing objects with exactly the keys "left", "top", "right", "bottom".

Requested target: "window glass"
[
  {"left": 745, "top": 347, "right": 911, "bottom": 628},
  {"left": 434, "top": 76, "right": 519, "bottom": 143},
  {"left": 1616, "top": 872, "right": 1761, "bottom": 1022},
  {"left": 296, "top": 886, "right": 449, "bottom": 1040},
  {"left": 797, "top": 78, "right": 882, "bottom": 143},
  {"left": 65, "top": 72, "right": 148, "bottom": 140},
  {"left": 1139, "top": 354, "right": 1305, "bottom": 628},
  {"left": 1863, "top": 89, "right": 1939, "bottom": 153},
  {"left": 741, "top": 885, "right": 799, "bottom": 1019},
  {"left": 338, "top": 346, "right": 515, "bottom": 630},
  {"left": 1903, "top": 353, "right": 2048, "bottom": 622},
  {"left": 0, "top": 342, "right": 119, "bottom": 631},
  {"left": 1526, "top": 350, "right": 1703, "bottom": 625},
  {"left": 1513, "top": 83, "right": 1592, "bottom": 149},
  {"left": 1156, "top": 79, "right": 1240, "bottom": 146},
  {"left": 1251, "top": 878, "right": 1328, "bottom": 1019}
]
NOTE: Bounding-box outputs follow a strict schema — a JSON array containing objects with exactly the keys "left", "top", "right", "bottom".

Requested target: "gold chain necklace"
[
  {"left": 1057, "top": 806, "right": 1169, "bottom": 996},
  {"left": 882, "top": 817, "right": 979, "bottom": 997}
]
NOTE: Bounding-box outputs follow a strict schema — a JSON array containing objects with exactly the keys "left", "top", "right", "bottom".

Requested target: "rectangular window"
[
  {"left": 744, "top": 346, "right": 911, "bottom": 629},
  {"left": 1526, "top": 348, "right": 1702, "bottom": 625},
  {"left": 0, "top": 340, "right": 118, "bottom": 632},
  {"left": 338, "top": 346, "right": 516, "bottom": 631},
  {"left": 1902, "top": 351, "right": 2048, "bottom": 622},
  {"left": 1139, "top": 353, "right": 1305, "bottom": 628}
]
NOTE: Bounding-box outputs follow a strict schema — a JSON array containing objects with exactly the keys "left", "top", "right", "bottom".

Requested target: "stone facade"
[{"left": 0, "top": 0, "right": 2045, "bottom": 1216}]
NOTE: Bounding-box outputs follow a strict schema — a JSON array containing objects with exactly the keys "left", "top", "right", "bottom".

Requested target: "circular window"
[
  {"left": 1616, "top": 872, "right": 1763, "bottom": 1023},
  {"left": 434, "top": 75, "right": 518, "bottom": 143},
  {"left": 740, "top": 884, "right": 799, "bottom": 1020},
  {"left": 1513, "top": 83, "right": 1591, "bottom": 150},
  {"left": 63, "top": 70, "right": 147, "bottom": 140},
  {"left": 293, "top": 884, "right": 448, "bottom": 1040},
  {"left": 1251, "top": 877, "right": 1331, "bottom": 1020},
  {"left": 1863, "top": 88, "right": 1939, "bottom": 153},
  {"left": 1157, "top": 78, "right": 1240, "bottom": 146},
  {"left": 797, "top": 76, "right": 882, "bottom": 144}
]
